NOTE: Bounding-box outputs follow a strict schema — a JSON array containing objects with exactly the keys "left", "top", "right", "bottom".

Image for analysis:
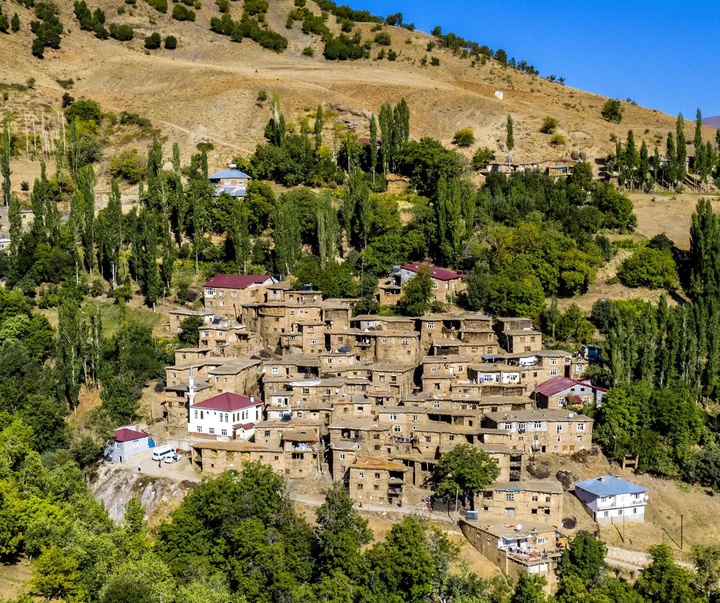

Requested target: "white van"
[{"left": 151, "top": 445, "right": 175, "bottom": 461}]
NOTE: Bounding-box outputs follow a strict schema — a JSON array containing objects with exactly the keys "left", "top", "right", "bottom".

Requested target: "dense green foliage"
[
  {"left": 601, "top": 98, "right": 623, "bottom": 123},
  {"left": 617, "top": 246, "right": 678, "bottom": 289},
  {"left": 432, "top": 443, "right": 499, "bottom": 510}
]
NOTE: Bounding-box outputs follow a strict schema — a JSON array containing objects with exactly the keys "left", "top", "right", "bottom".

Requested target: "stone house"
[
  {"left": 479, "top": 481, "right": 564, "bottom": 524},
  {"left": 400, "top": 263, "right": 465, "bottom": 304},
  {"left": 500, "top": 329, "right": 543, "bottom": 354},
  {"left": 168, "top": 308, "right": 213, "bottom": 335},
  {"left": 203, "top": 274, "right": 274, "bottom": 320},
  {"left": 347, "top": 456, "right": 407, "bottom": 506},
  {"left": 325, "top": 330, "right": 420, "bottom": 365},
  {"left": 421, "top": 355, "right": 472, "bottom": 394},
  {"left": 483, "top": 409, "right": 593, "bottom": 455},
  {"left": 191, "top": 440, "right": 283, "bottom": 475}
]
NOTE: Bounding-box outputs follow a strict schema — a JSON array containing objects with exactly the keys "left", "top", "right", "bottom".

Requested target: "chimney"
[{"left": 250, "top": 395, "right": 255, "bottom": 403}]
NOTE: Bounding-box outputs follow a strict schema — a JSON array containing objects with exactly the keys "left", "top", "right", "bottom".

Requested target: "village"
[{"left": 106, "top": 220, "right": 649, "bottom": 584}]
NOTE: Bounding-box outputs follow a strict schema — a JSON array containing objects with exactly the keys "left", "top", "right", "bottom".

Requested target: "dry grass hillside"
[{"left": 1, "top": 0, "right": 716, "bottom": 174}]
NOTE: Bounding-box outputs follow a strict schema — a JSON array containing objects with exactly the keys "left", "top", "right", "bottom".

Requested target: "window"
[
  {"left": 551, "top": 358, "right": 557, "bottom": 365},
  {"left": 221, "top": 429, "right": 228, "bottom": 436},
  {"left": 264, "top": 430, "right": 271, "bottom": 437},
  {"left": 339, "top": 453, "right": 346, "bottom": 460},
  {"left": 633, "top": 508, "right": 638, "bottom": 514},
  {"left": 209, "top": 428, "right": 215, "bottom": 434},
  {"left": 357, "top": 484, "right": 364, "bottom": 490},
  {"left": 401, "top": 338, "right": 408, "bottom": 345},
  {"left": 358, "top": 472, "right": 364, "bottom": 478},
  {"left": 556, "top": 424, "right": 563, "bottom": 433},
  {"left": 325, "top": 389, "right": 331, "bottom": 395},
  {"left": 431, "top": 367, "right": 438, "bottom": 373},
  {"left": 327, "top": 358, "right": 333, "bottom": 364},
  {"left": 505, "top": 493, "right": 515, "bottom": 501},
  {"left": 503, "top": 423, "right": 513, "bottom": 430},
  {"left": 197, "top": 426, "right": 202, "bottom": 433},
  {"left": 271, "top": 366, "right": 279, "bottom": 375},
  {"left": 412, "top": 415, "right": 419, "bottom": 422},
  {"left": 374, "top": 473, "right": 381, "bottom": 480},
  {"left": 433, "top": 401, "right": 440, "bottom": 409},
  {"left": 537, "top": 537, "right": 546, "bottom": 545},
  {"left": 194, "top": 410, "right": 198, "bottom": 419},
  {"left": 550, "top": 369, "right": 558, "bottom": 376},
  {"left": 576, "top": 423, "right": 585, "bottom": 431},
  {"left": 379, "top": 375, "right": 386, "bottom": 382},
  {"left": 604, "top": 511, "right": 609, "bottom": 517},
  {"left": 310, "top": 339, "right": 317, "bottom": 345},
  {"left": 458, "top": 366, "right": 464, "bottom": 372},
  {"left": 382, "top": 338, "right": 387, "bottom": 344},
  {"left": 373, "top": 484, "right": 379, "bottom": 491},
  {"left": 393, "top": 425, "right": 402, "bottom": 433},
  {"left": 600, "top": 496, "right": 608, "bottom": 503},
  {"left": 449, "top": 434, "right": 455, "bottom": 441},
  {"left": 389, "top": 413, "right": 398, "bottom": 420},
  {"left": 427, "top": 322, "right": 434, "bottom": 329},
  {"left": 206, "top": 288, "right": 216, "bottom": 297},
  {"left": 424, "top": 436, "right": 431, "bottom": 443},
  {"left": 219, "top": 301, "right": 224, "bottom": 307},
  {"left": 225, "top": 413, "right": 228, "bottom": 422},
  {"left": 303, "top": 388, "right": 310, "bottom": 394}
]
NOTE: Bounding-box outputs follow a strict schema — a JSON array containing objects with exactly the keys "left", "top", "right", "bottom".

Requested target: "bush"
[
  {"left": 374, "top": 31, "right": 390, "bottom": 45},
  {"left": 617, "top": 247, "right": 678, "bottom": 289},
  {"left": 550, "top": 133, "right": 566, "bottom": 146},
  {"left": 65, "top": 98, "right": 102, "bottom": 124},
  {"left": 387, "top": 49, "right": 397, "bottom": 61},
  {"left": 540, "top": 116, "right": 558, "bottom": 134},
  {"left": 164, "top": 34, "right": 177, "bottom": 49},
  {"left": 109, "top": 148, "right": 144, "bottom": 183},
  {"left": 430, "top": 56, "right": 440, "bottom": 66},
  {"left": 302, "top": 45, "right": 314, "bottom": 57},
  {"left": 109, "top": 22, "right": 133, "bottom": 40},
  {"left": 472, "top": 147, "right": 495, "bottom": 170},
  {"left": 601, "top": 98, "right": 623, "bottom": 123},
  {"left": 452, "top": 127, "right": 475, "bottom": 147},
  {"left": 144, "top": 31, "right": 161, "bottom": 49},
  {"left": 144, "top": 0, "right": 167, "bottom": 13},
  {"left": 216, "top": 0, "right": 229, "bottom": 12},
  {"left": 171, "top": 4, "right": 194, "bottom": 20}
]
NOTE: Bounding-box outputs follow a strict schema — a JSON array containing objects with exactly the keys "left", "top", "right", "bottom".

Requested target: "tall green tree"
[
  {"left": 77, "top": 164, "right": 96, "bottom": 274},
  {"left": 317, "top": 194, "right": 338, "bottom": 267},
  {"left": 378, "top": 103, "right": 394, "bottom": 175},
  {"left": 273, "top": 195, "right": 301, "bottom": 277},
  {"left": 676, "top": 113, "right": 687, "bottom": 183},
  {"left": 506, "top": 115, "right": 514, "bottom": 151},
  {"left": 56, "top": 299, "right": 86, "bottom": 410},
  {"left": 227, "top": 201, "right": 251, "bottom": 272},
  {"left": 368, "top": 114, "right": 378, "bottom": 182},
  {"left": 314, "top": 104, "right": 324, "bottom": 153},
  {"left": 432, "top": 443, "right": 499, "bottom": 510},
  {"left": 104, "top": 180, "right": 123, "bottom": 287},
  {"left": 398, "top": 267, "right": 433, "bottom": 316},
  {"left": 1, "top": 119, "right": 11, "bottom": 208}
]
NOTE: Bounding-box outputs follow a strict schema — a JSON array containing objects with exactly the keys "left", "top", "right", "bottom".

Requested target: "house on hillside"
[
  {"left": 532, "top": 376, "right": 607, "bottom": 409},
  {"left": 203, "top": 274, "right": 275, "bottom": 320},
  {"left": 209, "top": 167, "right": 251, "bottom": 197},
  {"left": 188, "top": 391, "right": 263, "bottom": 440},
  {"left": 110, "top": 427, "right": 149, "bottom": 463},
  {"left": 574, "top": 475, "right": 648, "bottom": 524},
  {"left": 378, "top": 263, "right": 464, "bottom": 305}
]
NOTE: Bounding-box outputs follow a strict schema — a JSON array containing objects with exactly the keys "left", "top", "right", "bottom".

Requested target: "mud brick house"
[
  {"left": 168, "top": 308, "right": 213, "bottom": 335},
  {"left": 378, "top": 264, "right": 465, "bottom": 305},
  {"left": 347, "top": 456, "right": 407, "bottom": 506},
  {"left": 479, "top": 481, "right": 564, "bottom": 524},
  {"left": 203, "top": 274, "right": 274, "bottom": 320},
  {"left": 483, "top": 409, "right": 593, "bottom": 454},
  {"left": 191, "top": 441, "right": 284, "bottom": 475},
  {"left": 421, "top": 355, "right": 472, "bottom": 393}
]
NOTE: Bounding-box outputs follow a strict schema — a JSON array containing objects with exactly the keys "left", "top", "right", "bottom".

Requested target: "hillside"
[{"left": 1, "top": 0, "right": 717, "bottom": 174}]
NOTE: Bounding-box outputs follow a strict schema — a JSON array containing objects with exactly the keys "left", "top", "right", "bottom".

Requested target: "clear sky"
[{"left": 347, "top": 0, "right": 720, "bottom": 119}]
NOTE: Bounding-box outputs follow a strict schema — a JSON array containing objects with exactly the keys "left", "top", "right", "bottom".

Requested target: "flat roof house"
[
  {"left": 209, "top": 168, "right": 251, "bottom": 197},
  {"left": 574, "top": 475, "right": 648, "bottom": 524}
]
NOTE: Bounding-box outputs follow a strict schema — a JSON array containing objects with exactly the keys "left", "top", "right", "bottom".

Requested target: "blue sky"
[{"left": 348, "top": 0, "right": 720, "bottom": 119}]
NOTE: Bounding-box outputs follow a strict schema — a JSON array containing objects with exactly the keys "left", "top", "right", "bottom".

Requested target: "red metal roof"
[
  {"left": 233, "top": 422, "right": 256, "bottom": 430},
  {"left": 204, "top": 274, "right": 271, "bottom": 290},
  {"left": 192, "top": 392, "right": 261, "bottom": 412},
  {"left": 114, "top": 427, "right": 148, "bottom": 443},
  {"left": 532, "top": 376, "right": 606, "bottom": 397},
  {"left": 401, "top": 263, "right": 461, "bottom": 281}
]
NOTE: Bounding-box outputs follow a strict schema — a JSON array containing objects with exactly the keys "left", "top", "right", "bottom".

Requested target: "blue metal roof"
[
  {"left": 574, "top": 475, "right": 647, "bottom": 497},
  {"left": 209, "top": 169, "right": 251, "bottom": 180}
]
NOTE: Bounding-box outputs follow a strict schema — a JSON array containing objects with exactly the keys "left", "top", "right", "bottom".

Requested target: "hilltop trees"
[{"left": 601, "top": 98, "right": 623, "bottom": 123}]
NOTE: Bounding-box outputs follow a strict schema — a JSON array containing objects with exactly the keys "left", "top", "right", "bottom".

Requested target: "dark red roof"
[
  {"left": 114, "top": 427, "right": 148, "bottom": 443},
  {"left": 192, "top": 392, "right": 261, "bottom": 412},
  {"left": 532, "top": 376, "right": 607, "bottom": 397},
  {"left": 401, "top": 263, "right": 461, "bottom": 281},
  {"left": 233, "top": 422, "right": 256, "bottom": 430},
  {"left": 204, "top": 274, "right": 271, "bottom": 290}
]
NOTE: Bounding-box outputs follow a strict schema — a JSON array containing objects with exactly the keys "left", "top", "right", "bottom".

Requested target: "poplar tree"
[
  {"left": 160, "top": 224, "right": 175, "bottom": 297},
  {"left": 368, "top": 114, "right": 378, "bottom": 181},
  {"left": 77, "top": 165, "right": 96, "bottom": 274},
  {"left": 317, "top": 194, "right": 338, "bottom": 267},
  {"left": 227, "top": 201, "right": 251, "bottom": 271},
  {"left": 86, "top": 303, "right": 102, "bottom": 389},
  {"left": 506, "top": 115, "right": 514, "bottom": 151},
  {"left": 676, "top": 113, "right": 687, "bottom": 182},
  {"left": 8, "top": 193, "right": 21, "bottom": 260},
  {"left": 56, "top": 299, "right": 86, "bottom": 410},
  {"left": 666, "top": 132, "right": 677, "bottom": 186},
  {"left": 172, "top": 142, "right": 181, "bottom": 175},
  {"left": 1, "top": 120, "right": 11, "bottom": 207},
  {"left": 104, "top": 179, "right": 123, "bottom": 287},
  {"left": 30, "top": 162, "right": 48, "bottom": 241},
  {"left": 345, "top": 168, "right": 369, "bottom": 249},
  {"left": 140, "top": 211, "right": 161, "bottom": 307},
  {"left": 378, "top": 104, "right": 393, "bottom": 175},
  {"left": 273, "top": 196, "right": 301, "bottom": 277},
  {"left": 639, "top": 140, "right": 649, "bottom": 188},
  {"left": 314, "top": 105, "right": 324, "bottom": 152}
]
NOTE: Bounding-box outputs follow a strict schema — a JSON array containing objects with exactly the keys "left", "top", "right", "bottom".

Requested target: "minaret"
[{"left": 187, "top": 366, "right": 197, "bottom": 408}]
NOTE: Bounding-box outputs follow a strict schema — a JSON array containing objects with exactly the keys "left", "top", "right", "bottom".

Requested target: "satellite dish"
[{"left": 515, "top": 523, "right": 522, "bottom": 531}]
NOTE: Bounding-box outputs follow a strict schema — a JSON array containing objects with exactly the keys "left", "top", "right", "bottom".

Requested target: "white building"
[
  {"left": 109, "top": 427, "right": 149, "bottom": 463},
  {"left": 189, "top": 391, "right": 263, "bottom": 440},
  {"left": 574, "top": 475, "right": 648, "bottom": 524}
]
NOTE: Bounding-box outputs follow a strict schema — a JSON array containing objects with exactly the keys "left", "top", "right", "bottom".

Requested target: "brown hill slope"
[{"left": 1, "top": 0, "right": 716, "bottom": 169}]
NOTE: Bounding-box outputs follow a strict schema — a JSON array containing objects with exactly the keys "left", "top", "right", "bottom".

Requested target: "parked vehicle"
[
  {"left": 151, "top": 446, "right": 175, "bottom": 462},
  {"left": 164, "top": 453, "right": 182, "bottom": 463}
]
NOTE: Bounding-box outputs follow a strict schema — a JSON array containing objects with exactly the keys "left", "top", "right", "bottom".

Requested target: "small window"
[
  {"left": 339, "top": 453, "right": 346, "bottom": 460},
  {"left": 402, "top": 338, "right": 408, "bottom": 345},
  {"left": 197, "top": 426, "right": 202, "bottom": 433},
  {"left": 374, "top": 473, "right": 381, "bottom": 480},
  {"left": 271, "top": 366, "right": 279, "bottom": 374},
  {"left": 209, "top": 428, "right": 215, "bottom": 435},
  {"left": 382, "top": 338, "right": 388, "bottom": 344},
  {"left": 506, "top": 493, "right": 515, "bottom": 502},
  {"left": 427, "top": 322, "right": 434, "bottom": 329},
  {"left": 577, "top": 423, "right": 585, "bottom": 431},
  {"left": 393, "top": 425, "right": 402, "bottom": 433},
  {"left": 389, "top": 413, "right": 398, "bottom": 420},
  {"left": 221, "top": 429, "right": 228, "bottom": 436},
  {"left": 358, "top": 472, "right": 364, "bottom": 478},
  {"left": 537, "top": 537, "right": 546, "bottom": 545}
]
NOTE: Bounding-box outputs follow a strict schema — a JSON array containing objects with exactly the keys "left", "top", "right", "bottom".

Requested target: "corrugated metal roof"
[{"left": 575, "top": 475, "right": 647, "bottom": 496}]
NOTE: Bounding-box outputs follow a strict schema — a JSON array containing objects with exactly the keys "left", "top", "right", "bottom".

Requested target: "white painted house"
[
  {"left": 110, "top": 427, "right": 149, "bottom": 463},
  {"left": 188, "top": 391, "right": 263, "bottom": 440},
  {"left": 574, "top": 475, "right": 648, "bottom": 524}
]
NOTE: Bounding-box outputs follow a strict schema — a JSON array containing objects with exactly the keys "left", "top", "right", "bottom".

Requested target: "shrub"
[
  {"left": 387, "top": 49, "right": 397, "bottom": 61},
  {"left": 452, "top": 127, "right": 475, "bottom": 147},
  {"left": 144, "top": 0, "right": 167, "bottom": 12},
  {"left": 540, "top": 116, "right": 558, "bottom": 134},
  {"left": 256, "top": 89, "right": 268, "bottom": 103},
  {"left": 374, "top": 31, "right": 390, "bottom": 45},
  {"left": 216, "top": 0, "right": 229, "bottom": 12},
  {"left": 430, "top": 56, "right": 440, "bottom": 66},
  {"left": 550, "top": 133, "right": 566, "bottom": 146},
  {"left": 164, "top": 34, "right": 177, "bottom": 49},
  {"left": 109, "top": 22, "right": 133, "bottom": 40},
  {"left": 20, "top": 181, "right": 30, "bottom": 191},
  {"left": 171, "top": 4, "right": 194, "bottom": 20},
  {"left": 61, "top": 92, "right": 74, "bottom": 107},
  {"left": 601, "top": 98, "right": 623, "bottom": 123},
  {"left": 144, "top": 31, "right": 161, "bottom": 48},
  {"left": 617, "top": 247, "right": 678, "bottom": 289},
  {"left": 110, "top": 148, "right": 144, "bottom": 183},
  {"left": 0, "top": 14, "right": 9, "bottom": 32},
  {"left": 302, "top": 45, "right": 313, "bottom": 57},
  {"left": 11, "top": 13, "right": 20, "bottom": 31},
  {"left": 65, "top": 98, "right": 102, "bottom": 124}
]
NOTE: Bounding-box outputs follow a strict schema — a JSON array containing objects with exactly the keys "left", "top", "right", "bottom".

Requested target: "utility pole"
[{"left": 454, "top": 484, "right": 459, "bottom": 514}]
